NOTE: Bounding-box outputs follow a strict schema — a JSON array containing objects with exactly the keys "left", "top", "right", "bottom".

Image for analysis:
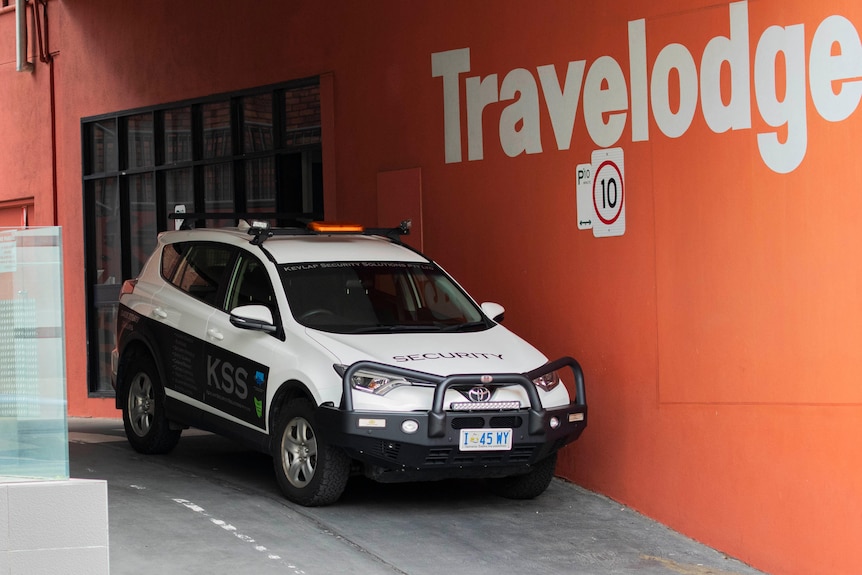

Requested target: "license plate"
[{"left": 459, "top": 428, "right": 513, "bottom": 451}]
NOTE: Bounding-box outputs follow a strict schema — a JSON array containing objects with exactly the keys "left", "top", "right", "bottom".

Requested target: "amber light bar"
[{"left": 308, "top": 221, "right": 365, "bottom": 233}]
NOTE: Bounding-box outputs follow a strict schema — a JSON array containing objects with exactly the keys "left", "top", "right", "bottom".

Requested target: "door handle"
[
  {"left": 207, "top": 328, "right": 224, "bottom": 341},
  {"left": 152, "top": 308, "right": 168, "bottom": 319}
]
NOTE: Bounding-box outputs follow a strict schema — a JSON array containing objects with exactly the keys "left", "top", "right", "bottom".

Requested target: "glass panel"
[
  {"left": 93, "top": 179, "right": 121, "bottom": 286},
  {"left": 245, "top": 157, "right": 276, "bottom": 214},
  {"left": 204, "top": 162, "right": 233, "bottom": 228},
  {"left": 164, "top": 106, "right": 193, "bottom": 164},
  {"left": 283, "top": 85, "right": 321, "bottom": 147},
  {"left": 90, "top": 178, "right": 122, "bottom": 395},
  {"left": 126, "top": 113, "right": 154, "bottom": 169},
  {"left": 88, "top": 119, "right": 118, "bottom": 174},
  {"left": 128, "top": 173, "right": 156, "bottom": 277},
  {"left": 202, "top": 101, "right": 232, "bottom": 159},
  {"left": 82, "top": 82, "right": 324, "bottom": 398},
  {"left": 0, "top": 227, "right": 69, "bottom": 481},
  {"left": 92, "top": 304, "right": 117, "bottom": 395},
  {"left": 243, "top": 94, "right": 273, "bottom": 153},
  {"left": 165, "top": 167, "right": 194, "bottom": 221}
]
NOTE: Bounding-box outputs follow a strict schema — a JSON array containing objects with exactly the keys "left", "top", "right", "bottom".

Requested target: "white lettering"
[
  {"left": 628, "top": 19, "right": 649, "bottom": 142},
  {"left": 431, "top": 48, "right": 471, "bottom": 163},
  {"left": 754, "top": 24, "right": 807, "bottom": 174},
  {"left": 499, "top": 68, "right": 543, "bottom": 157},
  {"left": 583, "top": 56, "right": 628, "bottom": 148},
  {"left": 652, "top": 44, "right": 699, "bottom": 138},
  {"left": 466, "top": 74, "right": 498, "bottom": 161},
  {"left": 431, "top": 1, "right": 861, "bottom": 174},
  {"left": 537, "top": 61, "right": 586, "bottom": 150},
  {"left": 700, "top": 1, "right": 751, "bottom": 133},
  {"left": 809, "top": 15, "right": 862, "bottom": 123}
]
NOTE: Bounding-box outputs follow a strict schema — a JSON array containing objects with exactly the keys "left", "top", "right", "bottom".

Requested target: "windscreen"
[{"left": 280, "top": 261, "right": 489, "bottom": 334}]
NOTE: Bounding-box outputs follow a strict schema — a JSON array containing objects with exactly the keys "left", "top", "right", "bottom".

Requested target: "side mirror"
[
  {"left": 480, "top": 302, "right": 505, "bottom": 323},
  {"left": 230, "top": 304, "right": 277, "bottom": 333}
]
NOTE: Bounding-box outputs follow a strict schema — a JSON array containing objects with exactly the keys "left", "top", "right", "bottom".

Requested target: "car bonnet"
[{"left": 304, "top": 324, "right": 549, "bottom": 377}]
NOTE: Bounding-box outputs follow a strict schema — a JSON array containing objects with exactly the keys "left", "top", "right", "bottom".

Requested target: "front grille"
[
  {"left": 508, "top": 446, "right": 534, "bottom": 463},
  {"left": 450, "top": 416, "right": 485, "bottom": 429},
  {"left": 422, "top": 445, "right": 537, "bottom": 466},
  {"left": 370, "top": 439, "right": 402, "bottom": 461},
  {"left": 452, "top": 453, "right": 505, "bottom": 465},
  {"left": 490, "top": 416, "right": 523, "bottom": 428},
  {"left": 425, "top": 447, "right": 451, "bottom": 465},
  {"left": 450, "top": 415, "right": 524, "bottom": 429}
]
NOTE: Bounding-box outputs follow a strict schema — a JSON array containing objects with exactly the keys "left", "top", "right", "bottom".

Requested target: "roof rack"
[
  {"left": 246, "top": 219, "right": 412, "bottom": 246},
  {"left": 167, "top": 212, "right": 312, "bottom": 231},
  {"left": 167, "top": 211, "right": 411, "bottom": 246}
]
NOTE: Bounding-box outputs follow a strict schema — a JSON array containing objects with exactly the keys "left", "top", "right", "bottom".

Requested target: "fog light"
[
  {"left": 401, "top": 419, "right": 419, "bottom": 434},
  {"left": 358, "top": 418, "right": 386, "bottom": 428},
  {"left": 549, "top": 416, "right": 561, "bottom": 429}
]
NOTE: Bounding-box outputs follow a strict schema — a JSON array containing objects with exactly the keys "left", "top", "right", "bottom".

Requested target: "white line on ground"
[{"left": 171, "top": 497, "right": 305, "bottom": 574}]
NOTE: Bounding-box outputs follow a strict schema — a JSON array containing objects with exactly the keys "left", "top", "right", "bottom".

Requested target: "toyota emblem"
[{"left": 467, "top": 386, "right": 492, "bottom": 402}]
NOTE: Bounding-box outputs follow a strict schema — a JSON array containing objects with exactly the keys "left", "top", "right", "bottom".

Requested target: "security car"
[{"left": 112, "top": 215, "right": 587, "bottom": 506}]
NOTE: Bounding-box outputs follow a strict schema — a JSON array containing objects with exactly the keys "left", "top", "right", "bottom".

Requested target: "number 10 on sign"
[{"left": 576, "top": 148, "right": 625, "bottom": 238}]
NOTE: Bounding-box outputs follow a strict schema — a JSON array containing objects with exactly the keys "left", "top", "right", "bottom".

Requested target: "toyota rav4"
[{"left": 112, "top": 215, "right": 587, "bottom": 506}]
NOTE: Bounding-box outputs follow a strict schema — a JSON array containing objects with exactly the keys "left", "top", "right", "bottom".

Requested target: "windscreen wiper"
[
  {"left": 439, "top": 321, "right": 489, "bottom": 333},
  {"left": 347, "top": 324, "right": 445, "bottom": 334}
]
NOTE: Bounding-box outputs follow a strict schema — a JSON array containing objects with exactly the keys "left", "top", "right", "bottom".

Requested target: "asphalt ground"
[{"left": 67, "top": 417, "right": 767, "bottom": 575}]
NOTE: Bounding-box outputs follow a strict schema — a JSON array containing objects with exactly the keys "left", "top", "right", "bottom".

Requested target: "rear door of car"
[{"left": 153, "top": 241, "right": 237, "bottom": 404}]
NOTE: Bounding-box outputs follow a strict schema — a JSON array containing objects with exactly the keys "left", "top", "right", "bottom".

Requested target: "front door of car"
[{"left": 202, "top": 252, "right": 281, "bottom": 432}]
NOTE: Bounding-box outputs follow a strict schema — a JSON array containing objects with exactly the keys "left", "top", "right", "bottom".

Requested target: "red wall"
[
  {"left": 1, "top": 1, "right": 860, "bottom": 573},
  {"left": 0, "top": 7, "right": 54, "bottom": 225}
]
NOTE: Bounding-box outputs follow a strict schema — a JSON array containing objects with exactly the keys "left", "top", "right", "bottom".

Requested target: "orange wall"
[{"left": 1, "top": 1, "right": 860, "bottom": 573}]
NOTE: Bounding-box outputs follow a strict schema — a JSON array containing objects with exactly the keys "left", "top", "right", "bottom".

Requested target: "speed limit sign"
[{"left": 576, "top": 148, "right": 625, "bottom": 237}]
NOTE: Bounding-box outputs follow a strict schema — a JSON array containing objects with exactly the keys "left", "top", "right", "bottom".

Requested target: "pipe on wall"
[{"left": 16, "top": 0, "right": 34, "bottom": 73}]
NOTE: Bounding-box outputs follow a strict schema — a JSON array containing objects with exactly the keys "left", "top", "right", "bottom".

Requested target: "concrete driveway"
[{"left": 68, "top": 418, "right": 766, "bottom": 575}]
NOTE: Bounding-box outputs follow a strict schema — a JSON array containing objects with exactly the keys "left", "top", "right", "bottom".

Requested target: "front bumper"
[{"left": 316, "top": 357, "right": 587, "bottom": 477}]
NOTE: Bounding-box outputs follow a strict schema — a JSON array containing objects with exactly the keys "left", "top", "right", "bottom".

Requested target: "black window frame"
[{"left": 82, "top": 77, "right": 324, "bottom": 396}]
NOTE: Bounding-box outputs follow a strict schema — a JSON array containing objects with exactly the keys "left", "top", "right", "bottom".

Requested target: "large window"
[{"left": 82, "top": 79, "right": 324, "bottom": 395}]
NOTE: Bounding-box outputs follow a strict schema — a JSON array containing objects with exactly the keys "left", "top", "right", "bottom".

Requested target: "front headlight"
[
  {"left": 532, "top": 370, "right": 561, "bottom": 392},
  {"left": 334, "top": 364, "right": 411, "bottom": 396}
]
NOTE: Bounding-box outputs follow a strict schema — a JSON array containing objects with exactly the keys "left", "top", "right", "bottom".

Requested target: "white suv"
[{"left": 112, "top": 217, "right": 587, "bottom": 506}]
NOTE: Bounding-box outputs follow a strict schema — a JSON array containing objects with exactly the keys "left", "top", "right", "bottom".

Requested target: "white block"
[
  {"left": 0, "top": 486, "right": 7, "bottom": 552},
  {"left": 9, "top": 547, "right": 109, "bottom": 575},
  {"left": 0, "top": 479, "right": 108, "bottom": 575}
]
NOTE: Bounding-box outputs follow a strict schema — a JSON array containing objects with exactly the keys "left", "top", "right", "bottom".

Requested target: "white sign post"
[{"left": 576, "top": 147, "right": 626, "bottom": 237}]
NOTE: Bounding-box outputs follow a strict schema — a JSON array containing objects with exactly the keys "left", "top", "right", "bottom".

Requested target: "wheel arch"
[
  {"left": 115, "top": 335, "right": 165, "bottom": 409},
  {"left": 267, "top": 380, "right": 316, "bottom": 446}
]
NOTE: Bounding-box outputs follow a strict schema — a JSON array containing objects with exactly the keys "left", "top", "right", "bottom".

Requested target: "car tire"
[
  {"left": 488, "top": 452, "right": 558, "bottom": 500},
  {"left": 121, "top": 352, "right": 181, "bottom": 455},
  {"left": 272, "top": 399, "right": 350, "bottom": 506}
]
